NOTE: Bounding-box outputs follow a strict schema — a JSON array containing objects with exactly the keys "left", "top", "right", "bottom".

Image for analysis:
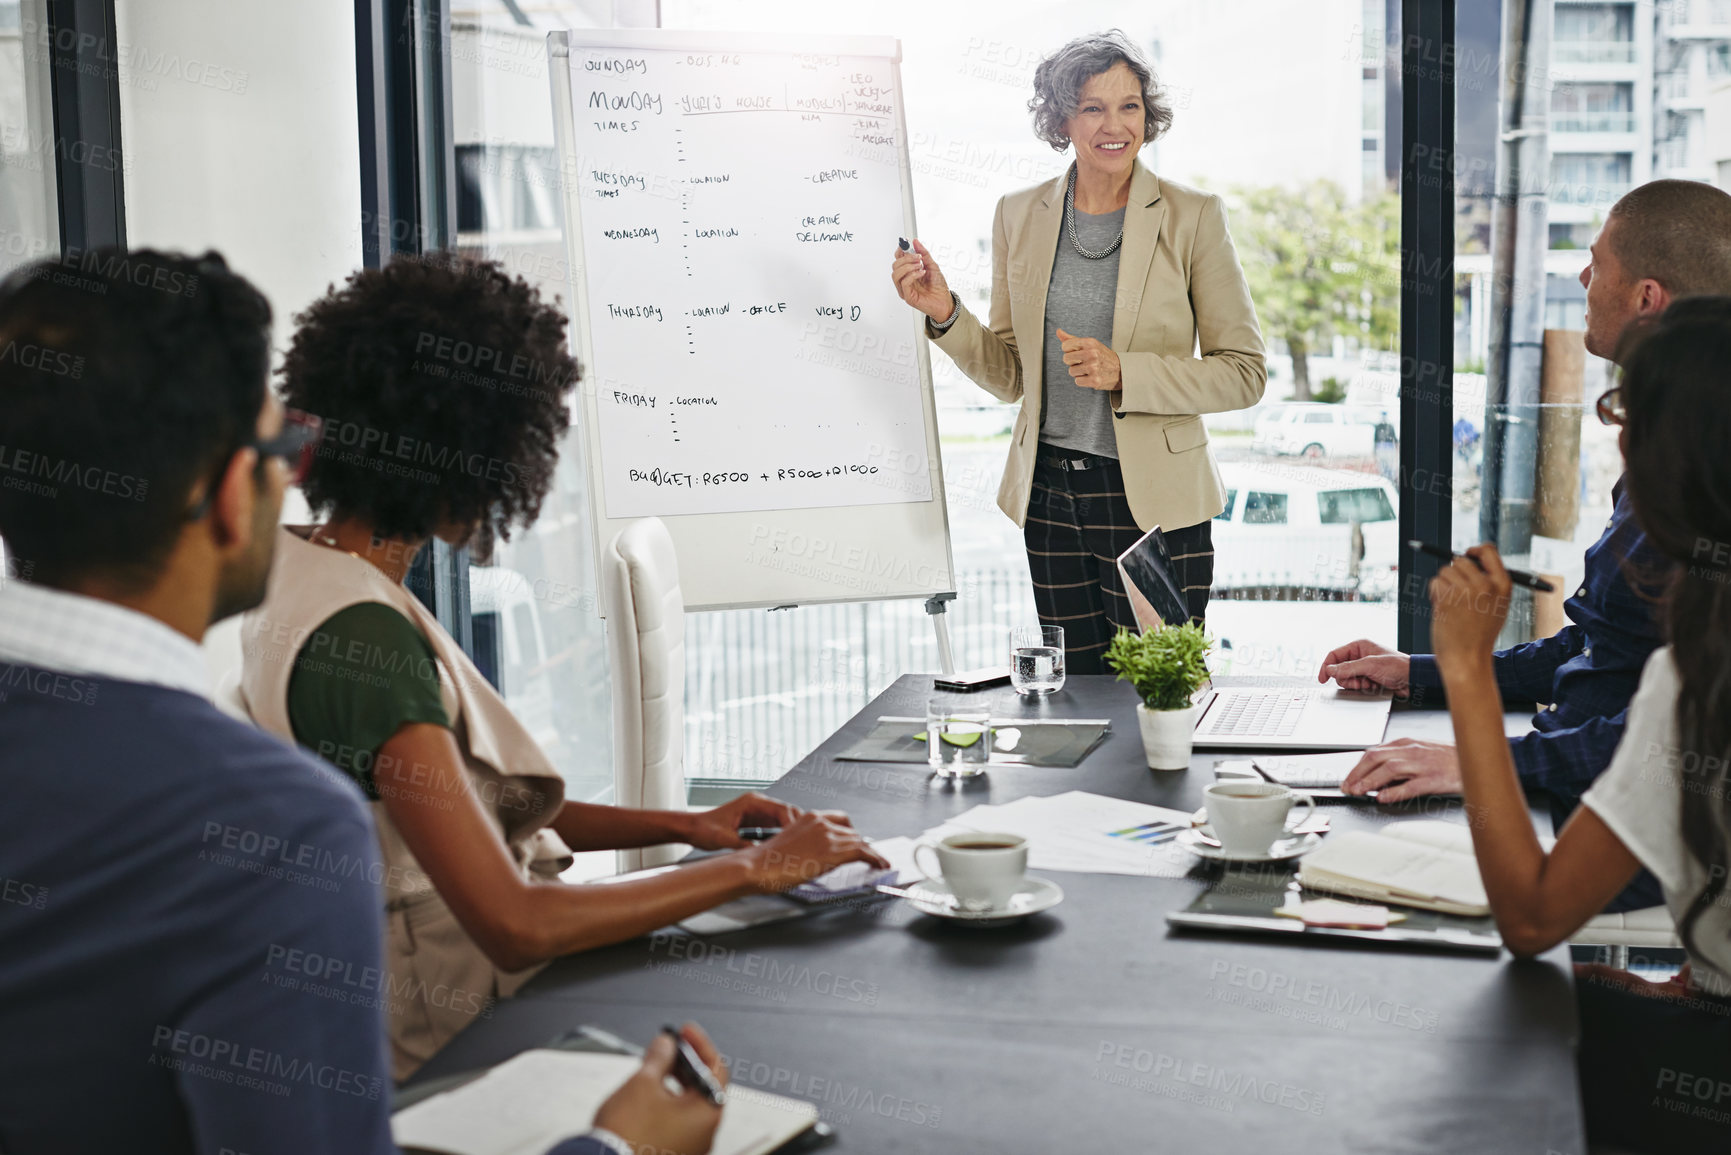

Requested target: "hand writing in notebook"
[{"left": 594, "top": 1023, "right": 729, "bottom": 1155}]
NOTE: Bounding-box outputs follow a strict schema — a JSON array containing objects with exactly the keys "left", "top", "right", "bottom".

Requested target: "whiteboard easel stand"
[{"left": 925, "top": 592, "right": 956, "bottom": 675}]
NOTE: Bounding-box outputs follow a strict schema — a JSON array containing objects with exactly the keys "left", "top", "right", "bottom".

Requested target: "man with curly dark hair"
[{"left": 239, "top": 255, "right": 885, "bottom": 1081}]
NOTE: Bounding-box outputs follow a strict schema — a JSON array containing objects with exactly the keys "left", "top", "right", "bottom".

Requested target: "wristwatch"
[{"left": 929, "top": 291, "right": 961, "bottom": 334}]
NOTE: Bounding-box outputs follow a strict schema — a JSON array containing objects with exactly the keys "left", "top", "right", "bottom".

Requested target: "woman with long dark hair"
[{"left": 1426, "top": 296, "right": 1731, "bottom": 1151}]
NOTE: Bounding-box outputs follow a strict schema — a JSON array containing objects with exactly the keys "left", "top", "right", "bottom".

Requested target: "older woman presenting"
[{"left": 891, "top": 31, "right": 1264, "bottom": 674}]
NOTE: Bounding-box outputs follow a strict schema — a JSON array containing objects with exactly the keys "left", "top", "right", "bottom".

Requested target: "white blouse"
[{"left": 1583, "top": 647, "right": 1731, "bottom": 996}]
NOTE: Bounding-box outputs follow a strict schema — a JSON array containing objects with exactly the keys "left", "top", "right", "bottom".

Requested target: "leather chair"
[{"left": 602, "top": 517, "right": 690, "bottom": 872}]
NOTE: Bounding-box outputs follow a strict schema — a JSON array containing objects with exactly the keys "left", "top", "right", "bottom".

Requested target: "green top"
[{"left": 286, "top": 602, "right": 451, "bottom": 800}]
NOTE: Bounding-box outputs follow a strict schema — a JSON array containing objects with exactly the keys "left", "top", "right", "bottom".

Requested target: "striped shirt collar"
[{"left": 0, "top": 578, "right": 210, "bottom": 699}]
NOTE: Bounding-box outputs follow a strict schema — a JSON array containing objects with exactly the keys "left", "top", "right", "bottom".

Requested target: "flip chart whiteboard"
[{"left": 549, "top": 29, "right": 953, "bottom": 612}]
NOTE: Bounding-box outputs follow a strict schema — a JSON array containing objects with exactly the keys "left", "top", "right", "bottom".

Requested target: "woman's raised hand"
[
  {"left": 1428, "top": 544, "right": 1513, "bottom": 673},
  {"left": 890, "top": 238, "right": 955, "bottom": 324}
]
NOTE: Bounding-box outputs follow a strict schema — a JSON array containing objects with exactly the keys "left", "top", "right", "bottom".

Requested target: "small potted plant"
[{"left": 1104, "top": 622, "right": 1214, "bottom": 770}]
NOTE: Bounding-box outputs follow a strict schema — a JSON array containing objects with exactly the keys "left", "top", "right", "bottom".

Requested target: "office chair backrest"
[{"left": 602, "top": 517, "right": 689, "bottom": 872}]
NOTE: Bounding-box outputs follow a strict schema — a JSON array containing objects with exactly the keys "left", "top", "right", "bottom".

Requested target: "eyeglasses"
[
  {"left": 186, "top": 408, "right": 323, "bottom": 520},
  {"left": 1595, "top": 387, "right": 1625, "bottom": 427}
]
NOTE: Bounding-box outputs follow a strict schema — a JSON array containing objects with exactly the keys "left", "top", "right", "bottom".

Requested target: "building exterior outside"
[{"left": 1457, "top": 0, "right": 1731, "bottom": 364}]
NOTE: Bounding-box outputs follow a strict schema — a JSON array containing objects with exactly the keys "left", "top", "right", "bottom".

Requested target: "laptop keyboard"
[{"left": 1201, "top": 691, "right": 1308, "bottom": 737}]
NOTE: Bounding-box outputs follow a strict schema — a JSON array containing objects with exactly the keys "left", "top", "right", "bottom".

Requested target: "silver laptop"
[
  {"left": 1116, "top": 527, "right": 1393, "bottom": 751},
  {"left": 1190, "top": 678, "right": 1392, "bottom": 750}
]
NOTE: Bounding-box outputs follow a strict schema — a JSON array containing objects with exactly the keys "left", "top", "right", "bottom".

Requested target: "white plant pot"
[{"left": 1136, "top": 702, "right": 1200, "bottom": 771}]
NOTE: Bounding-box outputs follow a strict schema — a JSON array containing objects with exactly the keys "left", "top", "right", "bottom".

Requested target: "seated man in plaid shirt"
[{"left": 1317, "top": 180, "right": 1731, "bottom": 911}]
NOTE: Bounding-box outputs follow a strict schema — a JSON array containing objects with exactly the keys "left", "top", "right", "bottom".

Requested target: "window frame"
[
  {"left": 1397, "top": 0, "right": 1456, "bottom": 654},
  {"left": 45, "top": 0, "right": 124, "bottom": 251},
  {"left": 356, "top": 0, "right": 478, "bottom": 655}
]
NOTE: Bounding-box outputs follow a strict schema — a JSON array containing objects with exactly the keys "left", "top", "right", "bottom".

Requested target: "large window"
[
  {"left": 1551, "top": 152, "right": 1633, "bottom": 204},
  {"left": 449, "top": 8, "right": 618, "bottom": 804},
  {"left": 1456, "top": 0, "right": 1625, "bottom": 650},
  {"left": 439, "top": 3, "right": 1687, "bottom": 789},
  {"left": 647, "top": 0, "right": 1404, "bottom": 771},
  {"left": 1552, "top": 82, "right": 1635, "bottom": 133},
  {"left": 410, "top": 1, "right": 1686, "bottom": 795},
  {"left": 1554, "top": 2, "right": 1636, "bottom": 63}
]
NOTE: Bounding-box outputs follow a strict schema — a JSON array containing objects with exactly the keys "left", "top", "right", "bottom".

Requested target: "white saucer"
[
  {"left": 1177, "top": 828, "right": 1322, "bottom": 864},
  {"left": 900, "top": 875, "right": 1064, "bottom": 927}
]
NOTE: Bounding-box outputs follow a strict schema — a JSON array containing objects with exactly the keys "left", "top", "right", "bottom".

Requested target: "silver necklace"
[{"left": 1064, "top": 166, "right": 1124, "bottom": 260}]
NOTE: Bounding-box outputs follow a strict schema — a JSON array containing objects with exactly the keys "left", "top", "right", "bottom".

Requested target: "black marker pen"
[
  {"left": 662, "top": 1025, "right": 726, "bottom": 1106},
  {"left": 1407, "top": 540, "right": 1557, "bottom": 592}
]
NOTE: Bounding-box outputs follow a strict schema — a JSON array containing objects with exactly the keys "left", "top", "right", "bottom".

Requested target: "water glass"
[
  {"left": 926, "top": 700, "right": 991, "bottom": 777},
  {"left": 1010, "top": 625, "right": 1065, "bottom": 696}
]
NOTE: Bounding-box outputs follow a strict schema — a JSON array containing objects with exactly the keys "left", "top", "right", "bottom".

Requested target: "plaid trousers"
[{"left": 1023, "top": 450, "right": 1214, "bottom": 676}]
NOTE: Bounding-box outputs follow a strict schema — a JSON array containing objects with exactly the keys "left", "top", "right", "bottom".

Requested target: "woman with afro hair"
[{"left": 239, "top": 255, "right": 884, "bottom": 1079}]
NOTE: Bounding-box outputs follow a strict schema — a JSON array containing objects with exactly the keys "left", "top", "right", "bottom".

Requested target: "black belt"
[{"left": 1035, "top": 448, "right": 1113, "bottom": 472}]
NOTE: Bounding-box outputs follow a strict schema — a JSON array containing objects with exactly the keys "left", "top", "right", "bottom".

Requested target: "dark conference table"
[{"left": 413, "top": 675, "right": 1584, "bottom": 1154}]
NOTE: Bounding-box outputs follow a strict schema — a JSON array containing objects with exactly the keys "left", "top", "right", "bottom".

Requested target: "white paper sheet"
[{"left": 900, "top": 792, "right": 1199, "bottom": 879}]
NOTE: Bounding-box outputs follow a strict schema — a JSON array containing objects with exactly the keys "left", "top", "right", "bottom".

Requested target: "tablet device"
[
  {"left": 1115, "top": 524, "right": 1191, "bottom": 632},
  {"left": 1165, "top": 870, "right": 1501, "bottom": 954}
]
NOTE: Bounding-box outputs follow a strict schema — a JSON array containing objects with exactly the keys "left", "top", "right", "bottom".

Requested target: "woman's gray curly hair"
[{"left": 1028, "top": 30, "right": 1172, "bottom": 152}]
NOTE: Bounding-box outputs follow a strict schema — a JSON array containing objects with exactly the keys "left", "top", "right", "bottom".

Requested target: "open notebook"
[
  {"left": 1296, "top": 820, "right": 1491, "bottom": 917},
  {"left": 393, "top": 1049, "right": 819, "bottom": 1155}
]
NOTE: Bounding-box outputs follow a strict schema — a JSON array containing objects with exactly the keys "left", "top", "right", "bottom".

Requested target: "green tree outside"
[{"left": 1229, "top": 180, "right": 1399, "bottom": 401}]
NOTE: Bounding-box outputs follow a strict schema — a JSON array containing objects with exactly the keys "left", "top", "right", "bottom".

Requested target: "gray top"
[{"left": 1040, "top": 204, "right": 1124, "bottom": 458}]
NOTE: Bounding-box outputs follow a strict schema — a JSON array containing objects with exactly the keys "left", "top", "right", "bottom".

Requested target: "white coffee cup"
[
  {"left": 912, "top": 832, "right": 1028, "bottom": 911},
  {"left": 1202, "top": 781, "right": 1316, "bottom": 858}
]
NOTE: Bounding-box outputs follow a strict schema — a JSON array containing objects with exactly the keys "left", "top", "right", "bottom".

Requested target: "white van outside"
[
  {"left": 1211, "top": 463, "right": 1399, "bottom": 598},
  {"left": 1250, "top": 403, "right": 1378, "bottom": 460}
]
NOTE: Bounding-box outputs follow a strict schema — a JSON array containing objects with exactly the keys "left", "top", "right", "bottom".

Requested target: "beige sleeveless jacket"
[{"left": 239, "top": 526, "right": 572, "bottom": 1080}]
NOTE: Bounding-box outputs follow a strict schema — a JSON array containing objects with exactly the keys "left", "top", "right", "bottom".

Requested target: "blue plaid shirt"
[{"left": 1408, "top": 478, "right": 1669, "bottom": 814}]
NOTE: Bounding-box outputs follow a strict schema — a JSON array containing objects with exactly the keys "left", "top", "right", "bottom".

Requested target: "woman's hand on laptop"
[
  {"left": 1340, "top": 738, "right": 1462, "bottom": 802},
  {"left": 1318, "top": 639, "right": 1411, "bottom": 696},
  {"left": 682, "top": 792, "right": 805, "bottom": 851},
  {"left": 593, "top": 1022, "right": 727, "bottom": 1155},
  {"left": 745, "top": 811, "right": 890, "bottom": 893}
]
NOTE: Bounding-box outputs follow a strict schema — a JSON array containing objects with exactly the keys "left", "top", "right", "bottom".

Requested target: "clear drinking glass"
[
  {"left": 1009, "top": 625, "right": 1065, "bottom": 696},
  {"left": 925, "top": 700, "right": 991, "bottom": 777}
]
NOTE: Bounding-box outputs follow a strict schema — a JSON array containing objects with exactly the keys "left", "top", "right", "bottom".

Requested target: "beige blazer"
[
  {"left": 930, "top": 160, "right": 1266, "bottom": 532},
  {"left": 239, "top": 527, "right": 573, "bottom": 1081}
]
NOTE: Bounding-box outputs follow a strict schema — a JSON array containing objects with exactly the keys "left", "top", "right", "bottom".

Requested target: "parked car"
[
  {"left": 1211, "top": 462, "right": 1399, "bottom": 597},
  {"left": 1250, "top": 402, "right": 1376, "bottom": 460}
]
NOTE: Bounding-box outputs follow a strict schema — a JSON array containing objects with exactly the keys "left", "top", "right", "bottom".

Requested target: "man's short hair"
[
  {"left": 1608, "top": 179, "right": 1731, "bottom": 297},
  {"left": 0, "top": 249, "right": 272, "bottom": 589}
]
